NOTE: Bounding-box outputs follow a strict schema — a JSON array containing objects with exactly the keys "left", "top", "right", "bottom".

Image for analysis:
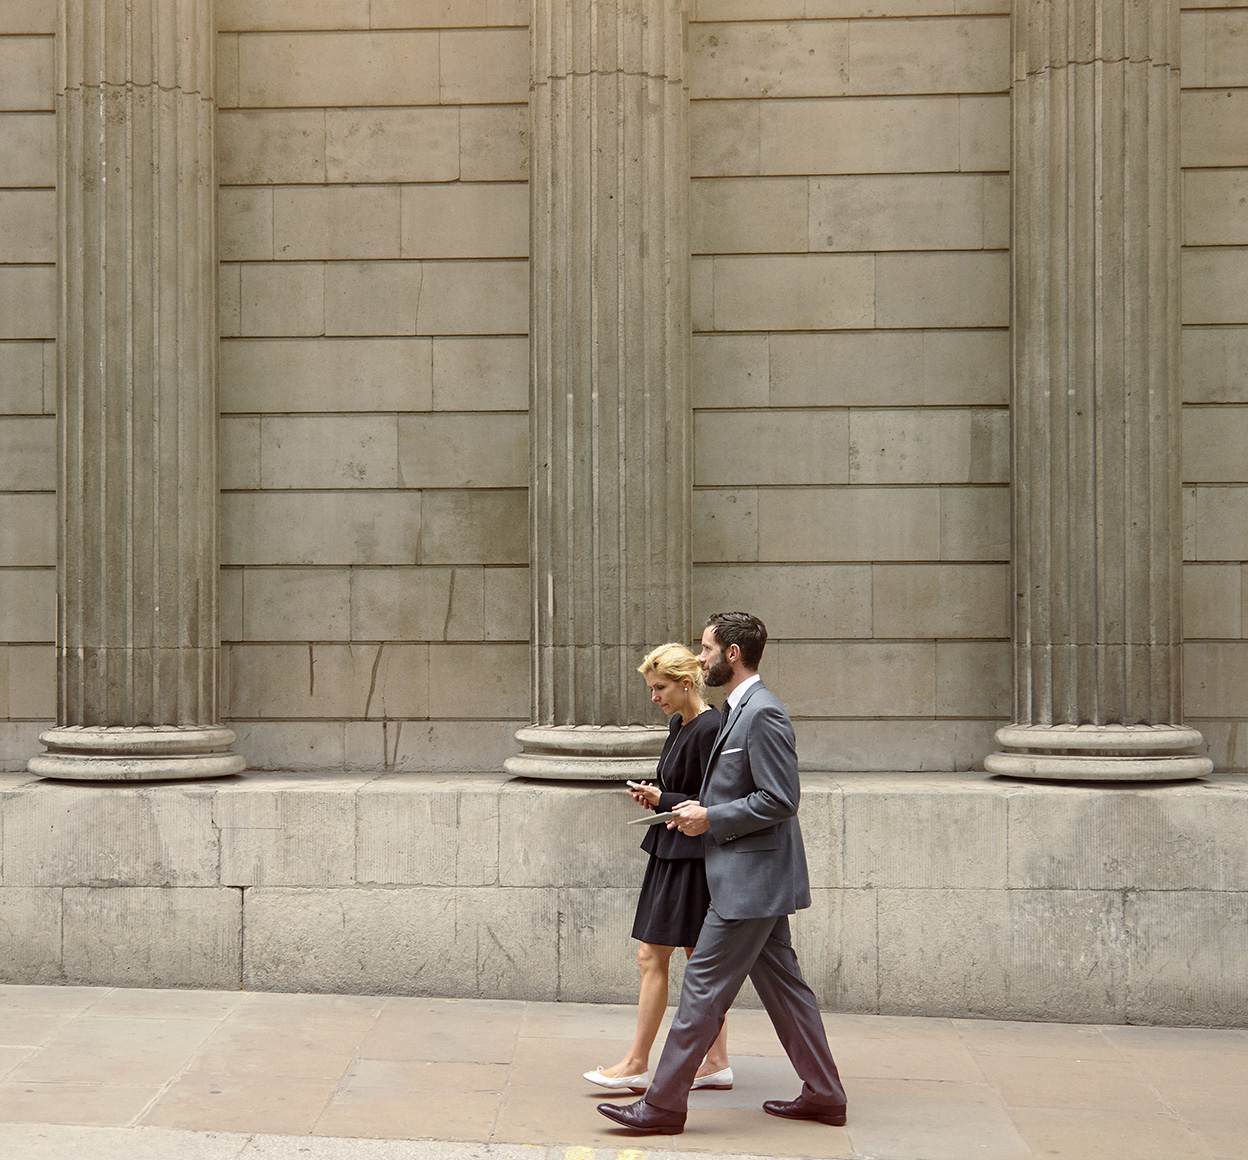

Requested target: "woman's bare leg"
[
  {"left": 686, "top": 945, "right": 730, "bottom": 1076},
  {"left": 597, "top": 941, "right": 675, "bottom": 1077}
]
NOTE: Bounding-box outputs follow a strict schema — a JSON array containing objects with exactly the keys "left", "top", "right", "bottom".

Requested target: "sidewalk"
[{"left": 0, "top": 985, "right": 1244, "bottom": 1160}]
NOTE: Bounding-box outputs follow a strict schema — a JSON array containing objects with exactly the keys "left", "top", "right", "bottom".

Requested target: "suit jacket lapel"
[{"left": 701, "top": 680, "right": 764, "bottom": 796}]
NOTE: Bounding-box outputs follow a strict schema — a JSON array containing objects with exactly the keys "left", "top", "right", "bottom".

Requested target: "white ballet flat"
[
  {"left": 691, "top": 1066, "right": 734, "bottom": 1090},
  {"left": 583, "top": 1066, "right": 650, "bottom": 1092}
]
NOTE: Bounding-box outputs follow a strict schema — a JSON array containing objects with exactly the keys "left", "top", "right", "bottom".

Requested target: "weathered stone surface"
[
  {"left": 768, "top": 641, "right": 936, "bottom": 718},
  {"left": 795, "top": 887, "right": 877, "bottom": 1012},
  {"left": 556, "top": 887, "right": 644, "bottom": 1004},
  {"left": 872, "top": 563, "right": 1011, "bottom": 638},
  {"left": 757, "top": 487, "right": 941, "bottom": 562},
  {"left": 62, "top": 887, "right": 242, "bottom": 989},
  {"left": 0, "top": 887, "right": 62, "bottom": 983},
  {"left": 694, "top": 563, "right": 871, "bottom": 639},
  {"left": 350, "top": 567, "right": 484, "bottom": 642},
  {"left": 695, "top": 409, "right": 849, "bottom": 485}
]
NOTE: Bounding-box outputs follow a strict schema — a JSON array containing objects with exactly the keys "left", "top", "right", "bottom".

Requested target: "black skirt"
[{"left": 631, "top": 855, "right": 712, "bottom": 948}]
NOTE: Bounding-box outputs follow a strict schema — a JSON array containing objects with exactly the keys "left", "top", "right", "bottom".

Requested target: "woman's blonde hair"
[{"left": 637, "top": 642, "right": 705, "bottom": 691}]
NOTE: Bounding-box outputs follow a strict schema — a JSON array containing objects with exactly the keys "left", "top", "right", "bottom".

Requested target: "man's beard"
[{"left": 704, "top": 654, "right": 733, "bottom": 687}]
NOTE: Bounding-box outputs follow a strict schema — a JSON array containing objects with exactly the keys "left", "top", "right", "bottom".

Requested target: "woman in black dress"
[{"left": 583, "top": 643, "right": 732, "bottom": 1094}]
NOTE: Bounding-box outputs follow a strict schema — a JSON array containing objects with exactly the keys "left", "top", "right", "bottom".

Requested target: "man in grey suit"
[{"left": 597, "top": 611, "right": 847, "bottom": 1135}]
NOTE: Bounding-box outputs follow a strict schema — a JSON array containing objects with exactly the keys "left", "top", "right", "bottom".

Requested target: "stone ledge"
[{"left": 0, "top": 770, "right": 1244, "bottom": 1025}]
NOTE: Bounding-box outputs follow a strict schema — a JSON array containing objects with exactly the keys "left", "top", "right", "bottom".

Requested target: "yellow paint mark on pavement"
[
  {"left": 617, "top": 1151, "right": 648, "bottom": 1160},
  {"left": 563, "top": 1149, "right": 595, "bottom": 1160}
]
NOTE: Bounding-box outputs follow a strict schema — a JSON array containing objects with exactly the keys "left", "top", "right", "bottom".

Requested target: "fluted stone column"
[
  {"left": 28, "top": 0, "right": 243, "bottom": 780},
  {"left": 986, "top": 0, "right": 1210, "bottom": 781},
  {"left": 506, "top": 0, "right": 691, "bottom": 780}
]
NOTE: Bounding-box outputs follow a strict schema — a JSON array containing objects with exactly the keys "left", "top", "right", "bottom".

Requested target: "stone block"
[
  {"left": 555, "top": 887, "right": 644, "bottom": 1004},
  {"left": 218, "top": 0, "right": 370, "bottom": 31},
  {"left": 351, "top": 566, "right": 484, "bottom": 642},
  {"left": 872, "top": 563, "right": 1010, "bottom": 638},
  {"left": 428, "top": 643, "right": 529, "bottom": 718},
  {"left": 692, "top": 334, "right": 769, "bottom": 408},
  {"left": 260, "top": 414, "right": 400, "bottom": 489},
  {"left": 1182, "top": 326, "right": 1248, "bottom": 404},
  {"left": 459, "top": 105, "right": 528, "bottom": 182},
  {"left": 691, "top": 177, "right": 807, "bottom": 255},
  {"left": 326, "top": 107, "right": 458, "bottom": 183},
  {"left": 934, "top": 640, "right": 1012, "bottom": 717},
  {"left": 0, "top": 36, "right": 53, "bottom": 110},
  {"left": 0, "top": 492, "right": 53, "bottom": 566},
  {"left": 62, "top": 887, "right": 241, "bottom": 989},
  {"left": 1182, "top": 404, "right": 1248, "bottom": 482},
  {"left": 0, "top": 2, "right": 55, "bottom": 33},
  {"left": 420, "top": 489, "right": 528, "bottom": 565},
  {"left": 226, "top": 720, "right": 347, "bottom": 771},
  {"left": 484, "top": 567, "right": 528, "bottom": 641},
  {"left": 218, "top": 109, "right": 327, "bottom": 184},
  {"left": 1192, "top": 484, "right": 1248, "bottom": 560},
  {"left": 1125, "top": 892, "right": 1248, "bottom": 1027},
  {"left": 771, "top": 331, "right": 916, "bottom": 407},
  {"left": 0, "top": 190, "right": 53, "bottom": 263},
  {"left": 1204, "top": 10, "right": 1248, "bottom": 89},
  {"left": 690, "top": 98, "right": 761, "bottom": 178},
  {"left": 768, "top": 641, "right": 936, "bottom": 717},
  {"left": 1182, "top": 89, "right": 1248, "bottom": 168},
  {"left": 401, "top": 183, "right": 526, "bottom": 260},
  {"left": 344, "top": 720, "right": 518, "bottom": 772},
  {"left": 222, "top": 491, "right": 421, "bottom": 565},
  {"left": 4, "top": 643, "right": 54, "bottom": 718},
  {"left": 219, "top": 415, "right": 260, "bottom": 490},
  {"left": 439, "top": 29, "right": 528, "bottom": 104},
  {"left": 370, "top": 1, "right": 492, "bottom": 27},
  {"left": 810, "top": 174, "right": 992, "bottom": 252},
  {"left": 925, "top": 330, "right": 1010, "bottom": 405},
  {"left": 757, "top": 486, "right": 941, "bottom": 562},
  {"left": 0, "top": 341, "right": 46, "bottom": 414},
  {"left": 939, "top": 485, "right": 1010, "bottom": 560},
  {"left": 0, "top": 888, "right": 62, "bottom": 982},
  {"left": 432, "top": 337, "right": 527, "bottom": 411},
  {"left": 1, "top": 783, "right": 219, "bottom": 887},
  {"left": 694, "top": 409, "right": 849, "bottom": 485},
  {"left": 1183, "top": 249, "right": 1248, "bottom": 325},
  {"left": 760, "top": 96, "right": 960, "bottom": 176},
  {"left": 795, "top": 887, "right": 878, "bottom": 1012},
  {"left": 795, "top": 780, "right": 841, "bottom": 890},
  {"left": 239, "top": 263, "right": 324, "bottom": 337},
  {"left": 220, "top": 264, "right": 242, "bottom": 337},
  {"left": 850, "top": 408, "right": 1009, "bottom": 483},
  {"left": 876, "top": 252, "right": 1010, "bottom": 328},
  {"left": 218, "top": 30, "right": 239, "bottom": 107},
  {"left": 221, "top": 567, "right": 243, "bottom": 641},
  {"left": 0, "top": 568, "right": 53, "bottom": 643},
  {"left": 218, "top": 186, "right": 273, "bottom": 262},
  {"left": 215, "top": 780, "right": 361, "bottom": 886},
  {"left": 0, "top": 415, "right": 54, "bottom": 490},
  {"left": 242, "top": 886, "right": 559, "bottom": 999},
  {"left": 1184, "top": 169, "right": 1248, "bottom": 247},
  {"left": 226, "top": 642, "right": 430, "bottom": 719},
  {"left": 847, "top": 15, "right": 1009, "bottom": 96},
  {"left": 711, "top": 254, "right": 874, "bottom": 331},
  {"left": 416, "top": 260, "right": 529, "bottom": 336},
  {"left": 0, "top": 265, "right": 54, "bottom": 339},
  {"left": 274, "top": 186, "right": 402, "bottom": 261},
  {"left": 691, "top": 487, "right": 759, "bottom": 564},
  {"left": 323, "top": 261, "right": 419, "bottom": 337},
  {"left": 690, "top": 255, "right": 713, "bottom": 331},
  {"left": 1182, "top": 563, "right": 1242, "bottom": 639},
  {"left": 958, "top": 94, "right": 1011, "bottom": 171},
  {"left": 498, "top": 783, "right": 641, "bottom": 887},
  {"left": 1182, "top": 641, "right": 1248, "bottom": 718},
  {"left": 238, "top": 31, "right": 439, "bottom": 107},
  {"left": 222, "top": 337, "right": 432, "bottom": 413},
  {"left": 796, "top": 719, "right": 999, "bottom": 773},
  {"left": 1182, "top": 10, "right": 1207, "bottom": 88},
  {"left": 690, "top": 21, "right": 848, "bottom": 100},
  {"left": 243, "top": 567, "right": 352, "bottom": 642},
  {"left": 842, "top": 775, "right": 1007, "bottom": 889},
  {"left": 1006, "top": 781, "right": 1248, "bottom": 892},
  {"left": 398, "top": 413, "right": 527, "bottom": 488},
  {"left": 693, "top": 562, "right": 872, "bottom": 639},
  {"left": 357, "top": 779, "right": 499, "bottom": 886}
]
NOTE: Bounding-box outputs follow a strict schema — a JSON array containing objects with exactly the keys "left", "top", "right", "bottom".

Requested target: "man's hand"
[{"left": 669, "top": 800, "right": 710, "bottom": 836}]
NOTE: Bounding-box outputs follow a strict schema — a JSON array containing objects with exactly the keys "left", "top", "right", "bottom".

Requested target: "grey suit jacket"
[{"left": 698, "top": 680, "right": 812, "bottom": 920}]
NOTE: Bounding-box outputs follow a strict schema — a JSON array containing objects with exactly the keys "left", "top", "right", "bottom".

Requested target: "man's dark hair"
[{"left": 705, "top": 611, "right": 767, "bottom": 671}]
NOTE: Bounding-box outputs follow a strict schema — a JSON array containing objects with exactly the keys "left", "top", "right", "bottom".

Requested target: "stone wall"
[
  {"left": 1, "top": 2, "right": 1247, "bottom": 773},
  {"left": 1, "top": 769, "right": 1244, "bottom": 1027}
]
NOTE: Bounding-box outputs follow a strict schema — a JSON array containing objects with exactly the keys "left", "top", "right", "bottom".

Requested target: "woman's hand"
[{"left": 627, "top": 781, "right": 662, "bottom": 809}]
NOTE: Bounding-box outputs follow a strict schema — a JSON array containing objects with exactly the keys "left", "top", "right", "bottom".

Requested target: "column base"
[
  {"left": 504, "top": 724, "right": 667, "bottom": 781},
  {"left": 984, "top": 724, "right": 1213, "bottom": 782},
  {"left": 28, "top": 725, "right": 246, "bottom": 781}
]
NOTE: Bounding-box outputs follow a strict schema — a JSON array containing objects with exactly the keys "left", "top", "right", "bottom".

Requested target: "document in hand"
[{"left": 626, "top": 810, "right": 678, "bottom": 826}]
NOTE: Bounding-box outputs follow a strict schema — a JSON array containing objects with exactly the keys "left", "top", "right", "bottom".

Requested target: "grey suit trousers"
[{"left": 645, "top": 906, "right": 846, "bottom": 1115}]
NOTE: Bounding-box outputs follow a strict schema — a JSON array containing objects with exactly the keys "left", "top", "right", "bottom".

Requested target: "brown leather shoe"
[
  {"left": 597, "top": 1098, "right": 686, "bottom": 1134},
  {"left": 763, "top": 1094, "right": 848, "bottom": 1126}
]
